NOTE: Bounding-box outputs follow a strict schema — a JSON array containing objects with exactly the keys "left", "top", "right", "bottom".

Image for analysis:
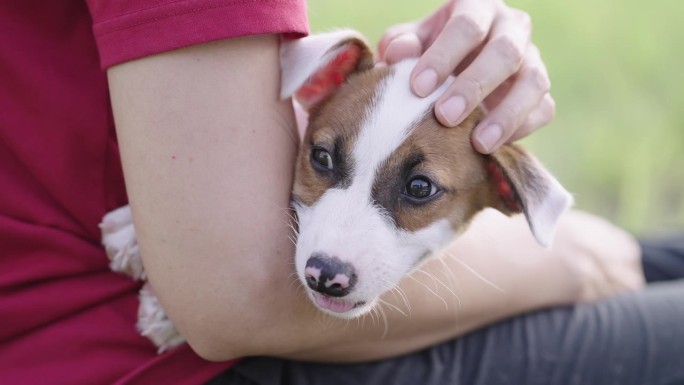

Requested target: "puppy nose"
[{"left": 305, "top": 253, "right": 357, "bottom": 297}]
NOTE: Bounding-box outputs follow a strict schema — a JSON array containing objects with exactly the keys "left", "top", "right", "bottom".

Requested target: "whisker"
[
  {"left": 376, "top": 302, "right": 390, "bottom": 338},
  {"left": 415, "top": 267, "right": 461, "bottom": 313},
  {"left": 378, "top": 298, "right": 408, "bottom": 318},
  {"left": 376, "top": 275, "right": 413, "bottom": 316},
  {"left": 408, "top": 274, "right": 449, "bottom": 310},
  {"left": 287, "top": 235, "right": 297, "bottom": 246},
  {"left": 443, "top": 251, "right": 505, "bottom": 293},
  {"left": 286, "top": 223, "right": 299, "bottom": 237},
  {"left": 435, "top": 257, "right": 462, "bottom": 310},
  {"left": 287, "top": 272, "right": 302, "bottom": 290},
  {"left": 384, "top": 285, "right": 412, "bottom": 316},
  {"left": 369, "top": 307, "right": 378, "bottom": 327},
  {"left": 415, "top": 267, "right": 459, "bottom": 300},
  {"left": 416, "top": 269, "right": 456, "bottom": 297}
]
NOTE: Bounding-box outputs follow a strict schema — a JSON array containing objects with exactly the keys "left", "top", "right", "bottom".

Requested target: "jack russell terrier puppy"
[{"left": 101, "top": 30, "right": 572, "bottom": 353}]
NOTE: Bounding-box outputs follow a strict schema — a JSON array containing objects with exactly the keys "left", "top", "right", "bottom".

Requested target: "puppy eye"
[
  {"left": 311, "top": 148, "right": 333, "bottom": 171},
  {"left": 404, "top": 176, "right": 438, "bottom": 200}
]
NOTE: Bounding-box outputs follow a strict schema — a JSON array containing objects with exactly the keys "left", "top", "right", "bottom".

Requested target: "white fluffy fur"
[
  {"left": 100, "top": 205, "right": 183, "bottom": 352},
  {"left": 100, "top": 205, "right": 145, "bottom": 280},
  {"left": 524, "top": 160, "right": 574, "bottom": 247},
  {"left": 137, "top": 283, "right": 185, "bottom": 353}
]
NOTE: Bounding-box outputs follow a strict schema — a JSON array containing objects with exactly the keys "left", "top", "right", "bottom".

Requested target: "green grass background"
[{"left": 307, "top": 0, "right": 684, "bottom": 235}]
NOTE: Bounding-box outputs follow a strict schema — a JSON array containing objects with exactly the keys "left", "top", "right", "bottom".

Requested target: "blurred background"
[{"left": 307, "top": 0, "right": 684, "bottom": 236}]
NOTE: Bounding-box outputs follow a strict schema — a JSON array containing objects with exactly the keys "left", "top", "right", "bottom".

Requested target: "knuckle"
[
  {"left": 546, "top": 96, "right": 557, "bottom": 119},
  {"left": 385, "top": 22, "right": 413, "bottom": 38},
  {"left": 497, "top": 105, "right": 524, "bottom": 127},
  {"left": 527, "top": 43, "right": 542, "bottom": 60},
  {"left": 523, "top": 67, "right": 551, "bottom": 94},
  {"left": 491, "top": 36, "right": 524, "bottom": 71},
  {"left": 459, "top": 74, "right": 486, "bottom": 101},
  {"left": 451, "top": 12, "right": 487, "bottom": 42},
  {"left": 513, "top": 9, "right": 532, "bottom": 31},
  {"left": 424, "top": 52, "right": 455, "bottom": 78},
  {"left": 538, "top": 95, "right": 556, "bottom": 122}
]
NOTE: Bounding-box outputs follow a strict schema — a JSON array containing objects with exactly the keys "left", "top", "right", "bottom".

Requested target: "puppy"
[
  {"left": 101, "top": 30, "right": 572, "bottom": 351},
  {"left": 283, "top": 30, "right": 572, "bottom": 318}
]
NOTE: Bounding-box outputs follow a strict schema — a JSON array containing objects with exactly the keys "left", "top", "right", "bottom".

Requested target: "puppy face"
[
  {"left": 282, "top": 31, "right": 572, "bottom": 318},
  {"left": 293, "top": 62, "right": 495, "bottom": 317}
]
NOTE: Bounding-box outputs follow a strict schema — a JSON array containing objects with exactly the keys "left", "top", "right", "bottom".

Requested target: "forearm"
[{"left": 281, "top": 210, "right": 583, "bottom": 362}]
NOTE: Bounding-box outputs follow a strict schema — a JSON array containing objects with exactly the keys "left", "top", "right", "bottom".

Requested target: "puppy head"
[{"left": 281, "top": 31, "right": 573, "bottom": 318}]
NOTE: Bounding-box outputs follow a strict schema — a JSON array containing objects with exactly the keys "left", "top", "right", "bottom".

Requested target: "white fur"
[
  {"left": 100, "top": 205, "right": 145, "bottom": 280},
  {"left": 137, "top": 283, "right": 184, "bottom": 353},
  {"left": 353, "top": 60, "right": 451, "bottom": 191},
  {"left": 100, "top": 206, "right": 181, "bottom": 351},
  {"left": 525, "top": 160, "right": 574, "bottom": 247}
]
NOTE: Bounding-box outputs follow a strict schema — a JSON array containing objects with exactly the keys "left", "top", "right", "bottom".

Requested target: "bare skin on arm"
[{"left": 108, "top": 35, "right": 641, "bottom": 362}]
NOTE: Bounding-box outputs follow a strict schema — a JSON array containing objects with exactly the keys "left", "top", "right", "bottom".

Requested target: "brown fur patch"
[
  {"left": 372, "top": 107, "right": 495, "bottom": 232},
  {"left": 372, "top": 108, "right": 551, "bottom": 234}
]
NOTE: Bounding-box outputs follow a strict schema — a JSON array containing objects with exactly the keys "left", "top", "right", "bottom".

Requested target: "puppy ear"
[
  {"left": 485, "top": 145, "right": 573, "bottom": 247},
  {"left": 280, "top": 29, "right": 374, "bottom": 110}
]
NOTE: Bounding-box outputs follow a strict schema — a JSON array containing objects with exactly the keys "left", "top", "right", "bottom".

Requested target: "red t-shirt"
[{"left": 0, "top": 1, "right": 308, "bottom": 384}]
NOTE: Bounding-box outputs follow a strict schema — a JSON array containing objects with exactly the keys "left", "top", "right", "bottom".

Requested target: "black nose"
[{"left": 305, "top": 253, "right": 357, "bottom": 297}]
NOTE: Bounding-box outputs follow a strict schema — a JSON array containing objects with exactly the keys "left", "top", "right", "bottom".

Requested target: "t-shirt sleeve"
[{"left": 87, "top": 0, "right": 309, "bottom": 69}]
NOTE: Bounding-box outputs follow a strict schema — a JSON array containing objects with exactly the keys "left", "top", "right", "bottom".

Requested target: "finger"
[
  {"left": 410, "top": 0, "right": 496, "bottom": 97},
  {"left": 378, "top": 22, "right": 420, "bottom": 62},
  {"left": 434, "top": 9, "right": 532, "bottom": 130},
  {"left": 471, "top": 47, "right": 552, "bottom": 153},
  {"left": 381, "top": 0, "right": 457, "bottom": 58},
  {"left": 383, "top": 33, "right": 424, "bottom": 64},
  {"left": 481, "top": 79, "right": 513, "bottom": 112},
  {"left": 506, "top": 93, "right": 556, "bottom": 143}
]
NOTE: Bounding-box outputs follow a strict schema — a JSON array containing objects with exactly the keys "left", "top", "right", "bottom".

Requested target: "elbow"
[
  {"left": 185, "top": 334, "right": 242, "bottom": 362},
  {"left": 178, "top": 313, "right": 257, "bottom": 361},
  {"left": 164, "top": 278, "right": 299, "bottom": 361},
  {"left": 181, "top": 314, "right": 297, "bottom": 362}
]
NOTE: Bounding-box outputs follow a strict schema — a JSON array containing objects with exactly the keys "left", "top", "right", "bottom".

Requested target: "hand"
[
  {"left": 378, "top": 0, "right": 555, "bottom": 154},
  {"left": 550, "top": 210, "right": 646, "bottom": 302}
]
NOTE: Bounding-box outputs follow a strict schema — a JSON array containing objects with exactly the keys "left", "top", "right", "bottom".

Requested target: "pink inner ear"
[
  {"left": 486, "top": 162, "right": 522, "bottom": 212},
  {"left": 296, "top": 44, "right": 364, "bottom": 108}
]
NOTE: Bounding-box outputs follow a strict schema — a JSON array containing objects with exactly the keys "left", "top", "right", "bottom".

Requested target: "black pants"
[{"left": 211, "top": 234, "right": 684, "bottom": 385}]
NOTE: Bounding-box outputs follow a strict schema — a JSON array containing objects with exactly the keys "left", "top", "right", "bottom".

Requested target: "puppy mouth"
[{"left": 311, "top": 292, "right": 366, "bottom": 314}]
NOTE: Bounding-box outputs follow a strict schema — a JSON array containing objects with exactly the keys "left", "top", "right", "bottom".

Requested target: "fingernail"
[
  {"left": 476, "top": 124, "right": 503, "bottom": 153},
  {"left": 413, "top": 69, "right": 438, "bottom": 97},
  {"left": 438, "top": 95, "right": 466, "bottom": 126}
]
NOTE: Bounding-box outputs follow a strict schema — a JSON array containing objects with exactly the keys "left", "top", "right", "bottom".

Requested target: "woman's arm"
[{"left": 108, "top": 34, "right": 641, "bottom": 363}]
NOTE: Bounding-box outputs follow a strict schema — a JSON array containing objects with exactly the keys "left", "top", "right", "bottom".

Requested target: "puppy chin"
[{"left": 306, "top": 290, "right": 378, "bottom": 319}]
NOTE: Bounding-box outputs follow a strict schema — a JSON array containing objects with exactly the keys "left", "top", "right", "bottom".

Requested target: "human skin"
[
  {"left": 108, "top": 34, "right": 642, "bottom": 362},
  {"left": 379, "top": 0, "right": 555, "bottom": 154}
]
